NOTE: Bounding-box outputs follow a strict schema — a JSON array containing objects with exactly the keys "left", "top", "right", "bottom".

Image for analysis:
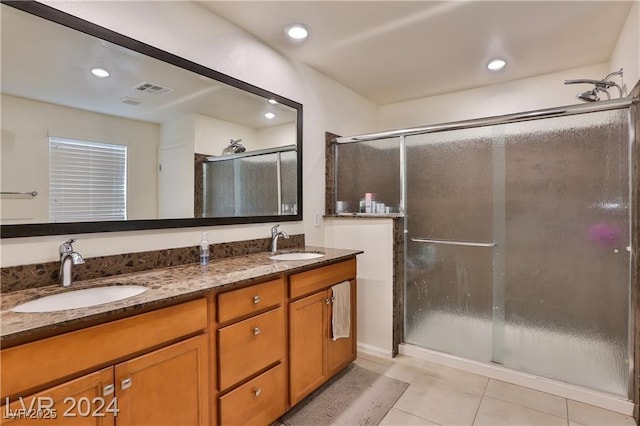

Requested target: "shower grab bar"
[
  {"left": 411, "top": 237, "right": 496, "bottom": 248},
  {"left": 1, "top": 191, "right": 38, "bottom": 198}
]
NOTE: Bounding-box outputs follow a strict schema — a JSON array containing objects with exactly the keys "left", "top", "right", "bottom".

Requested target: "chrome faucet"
[
  {"left": 59, "top": 238, "right": 85, "bottom": 287},
  {"left": 270, "top": 224, "right": 290, "bottom": 254}
]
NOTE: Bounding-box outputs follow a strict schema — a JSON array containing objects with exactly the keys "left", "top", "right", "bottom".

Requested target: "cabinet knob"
[
  {"left": 253, "top": 387, "right": 262, "bottom": 397},
  {"left": 253, "top": 327, "right": 261, "bottom": 336},
  {"left": 103, "top": 384, "right": 115, "bottom": 396},
  {"left": 121, "top": 378, "right": 132, "bottom": 390},
  {"left": 253, "top": 295, "right": 261, "bottom": 304}
]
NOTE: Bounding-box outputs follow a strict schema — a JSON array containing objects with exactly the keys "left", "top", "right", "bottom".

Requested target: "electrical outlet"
[{"left": 314, "top": 212, "right": 321, "bottom": 227}]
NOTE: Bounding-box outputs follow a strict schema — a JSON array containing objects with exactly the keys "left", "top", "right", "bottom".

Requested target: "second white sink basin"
[
  {"left": 11, "top": 285, "right": 148, "bottom": 313},
  {"left": 269, "top": 252, "right": 325, "bottom": 261}
]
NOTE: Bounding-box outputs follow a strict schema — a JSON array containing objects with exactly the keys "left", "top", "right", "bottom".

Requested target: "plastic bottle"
[{"left": 200, "top": 232, "right": 210, "bottom": 266}]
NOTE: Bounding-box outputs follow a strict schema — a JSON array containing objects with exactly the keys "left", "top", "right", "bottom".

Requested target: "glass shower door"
[
  {"left": 404, "top": 126, "right": 498, "bottom": 362},
  {"left": 501, "top": 109, "right": 631, "bottom": 397},
  {"left": 403, "top": 107, "right": 631, "bottom": 398}
]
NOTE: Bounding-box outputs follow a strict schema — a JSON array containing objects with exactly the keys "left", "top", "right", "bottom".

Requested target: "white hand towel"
[{"left": 331, "top": 281, "right": 351, "bottom": 341}]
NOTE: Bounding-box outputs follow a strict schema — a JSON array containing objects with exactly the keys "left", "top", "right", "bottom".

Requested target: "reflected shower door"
[
  {"left": 404, "top": 126, "right": 498, "bottom": 362},
  {"left": 502, "top": 109, "right": 631, "bottom": 397}
]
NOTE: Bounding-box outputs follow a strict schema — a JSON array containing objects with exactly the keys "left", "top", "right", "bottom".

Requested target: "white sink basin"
[
  {"left": 11, "top": 285, "right": 148, "bottom": 313},
  {"left": 269, "top": 252, "right": 325, "bottom": 261}
]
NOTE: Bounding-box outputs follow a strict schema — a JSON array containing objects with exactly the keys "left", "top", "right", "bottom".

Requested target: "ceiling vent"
[
  {"left": 133, "top": 82, "right": 173, "bottom": 95},
  {"left": 120, "top": 97, "right": 142, "bottom": 106}
]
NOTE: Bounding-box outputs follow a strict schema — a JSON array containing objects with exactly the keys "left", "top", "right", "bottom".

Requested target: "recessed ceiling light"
[
  {"left": 264, "top": 112, "right": 276, "bottom": 120},
  {"left": 284, "top": 24, "right": 309, "bottom": 40},
  {"left": 268, "top": 99, "right": 279, "bottom": 105},
  {"left": 90, "top": 67, "right": 110, "bottom": 78},
  {"left": 487, "top": 58, "right": 506, "bottom": 72}
]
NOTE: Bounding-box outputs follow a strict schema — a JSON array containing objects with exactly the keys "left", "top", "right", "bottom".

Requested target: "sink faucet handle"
[
  {"left": 271, "top": 224, "right": 280, "bottom": 237},
  {"left": 60, "top": 238, "right": 78, "bottom": 255}
]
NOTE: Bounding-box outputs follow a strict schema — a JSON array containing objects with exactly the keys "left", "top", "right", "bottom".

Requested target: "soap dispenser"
[{"left": 200, "top": 232, "right": 210, "bottom": 266}]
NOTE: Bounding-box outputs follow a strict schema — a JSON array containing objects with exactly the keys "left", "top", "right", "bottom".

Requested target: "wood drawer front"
[
  {"left": 1, "top": 298, "right": 207, "bottom": 400},
  {"left": 218, "top": 307, "right": 285, "bottom": 391},
  {"left": 219, "top": 363, "right": 286, "bottom": 426},
  {"left": 217, "top": 278, "right": 284, "bottom": 323},
  {"left": 289, "top": 258, "right": 356, "bottom": 299}
]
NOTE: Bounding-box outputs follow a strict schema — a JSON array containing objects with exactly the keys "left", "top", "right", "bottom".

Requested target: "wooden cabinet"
[
  {"left": 114, "top": 335, "right": 209, "bottom": 426},
  {"left": 2, "top": 336, "right": 208, "bottom": 426},
  {"left": 216, "top": 278, "right": 287, "bottom": 425},
  {"left": 1, "top": 255, "right": 359, "bottom": 426},
  {"left": 289, "top": 291, "right": 329, "bottom": 405},
  {"left": 1, "top": 300, "right": 209, "bottom": 426},
  {"left": 1, "top": 368, "right": 115, "bottom": 425},
  {"left": 288, "top": 260, "right": 357, "bottom": 406}
]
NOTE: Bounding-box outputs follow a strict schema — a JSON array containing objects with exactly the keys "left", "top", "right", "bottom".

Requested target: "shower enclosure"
[
  {"left": 333, "top": 99, "right": 637, "bottom": 400},
  {"left": 201, "top": 145, "right": 297, "bottom": 217}
]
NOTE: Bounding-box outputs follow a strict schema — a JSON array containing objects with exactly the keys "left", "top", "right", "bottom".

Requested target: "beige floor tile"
[
  {"left": 474, "top": 396, "right": 567, "bottom": 426},
  {"left": 379, "top": 408, "right": 441, "bottom": 426},
  {"left": 567, "top": 400, "right": 636, "bottom": 426},
  {"left": 484, "top": 379, "right": 567, "bottom": 418},
  {"left": 356, "top": 356, "right": 424, "bottom": 383},
  {"left": 411, "top": 361, "right": 489, "bottom": 396},
  {"left": 394, "top": 384, "right": 482, "bottom": 425},
  {"left": 357, "top": 351, "right": 394, "bottom": 366}
]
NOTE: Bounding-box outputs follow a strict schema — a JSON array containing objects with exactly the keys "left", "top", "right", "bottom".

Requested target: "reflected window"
[{"left": 49, "top": 137, "right": 127, "bottom": 222}]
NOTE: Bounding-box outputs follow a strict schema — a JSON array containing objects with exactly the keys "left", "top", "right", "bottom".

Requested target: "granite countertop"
[{"left": 1, "top": 246, "right": 361, "bottom": 344}]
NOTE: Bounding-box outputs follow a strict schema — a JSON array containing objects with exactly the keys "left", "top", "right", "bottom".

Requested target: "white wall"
[
  {"left": 1, "top": 94, "right": 159, "bottom": 223},
  {"left": 611, "top": 0, "right": 639, "bottom": 92},
  {"left": 257, "top": 123, "right": 296, "bottom": 150},
  {"left": 158, "top": 115, "right": 195, "bottom": 218},
  {"left": 1, "top": 1, "right": 377, "bottom": 267},
  {"left": 378, "top": 63, "right": 610, "bottom": 130},
  {"left": 324, "top": 218, "right": 395, "bottom": 356}
]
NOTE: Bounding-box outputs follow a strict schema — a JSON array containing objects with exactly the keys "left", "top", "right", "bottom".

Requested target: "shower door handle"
[{"left": 411, "top": 238, "right": 496, "bottom": 248}]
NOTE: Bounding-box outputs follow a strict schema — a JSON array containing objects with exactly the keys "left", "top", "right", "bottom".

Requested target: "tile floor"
[{"left": 353, "top": 352, "right": 637, "bottom": 426}]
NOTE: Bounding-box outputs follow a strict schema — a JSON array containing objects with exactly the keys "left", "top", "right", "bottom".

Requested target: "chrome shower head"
[
  {"left": 564, "top": 68, "right": 623, "bottom": 102},
  {"left": 576, "top": 89, "right": 599, "bottom": 102}
]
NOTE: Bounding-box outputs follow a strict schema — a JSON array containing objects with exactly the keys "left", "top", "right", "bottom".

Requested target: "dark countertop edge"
[{"left": 0, "top": 247, "right": 363, "bottom": 347}]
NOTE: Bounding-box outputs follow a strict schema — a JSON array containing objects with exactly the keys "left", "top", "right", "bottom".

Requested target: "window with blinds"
[{"left": 49, "top": 137, "right": 127, "bottom": 222}]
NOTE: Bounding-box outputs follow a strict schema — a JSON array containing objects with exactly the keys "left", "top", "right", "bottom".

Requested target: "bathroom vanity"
[{"left": 0, "top": 248, "right": 360, "bottom": 425}]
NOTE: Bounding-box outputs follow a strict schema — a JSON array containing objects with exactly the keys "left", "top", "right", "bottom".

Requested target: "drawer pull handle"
[
  {"left": 253, "top": 327, "right": 261, "bottom": 336},
  {"left": 121, "top": 378, "right": 132, "bottom": 390},
  {"left": 103, "top": 384, "right": 115, "bottom": 396},
  {"left": 253, "top": 387, "right": 262, "bottom": 397},
  {"left": 253, "top": 295, "right": 261, "bottom": 304},
  {"left": 326, "top": 297, "right": 335, "bottom": 305}
]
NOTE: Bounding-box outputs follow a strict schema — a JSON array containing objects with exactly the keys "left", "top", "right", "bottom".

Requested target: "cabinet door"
[
  {"left": 114, "top": 335, "right": 209, "bottom": 426},
  {"left": 1, "top": 368, "right": 115, "bottom": 425},
  {"left": 327, "top": 280, "right": 357, "bottom": 377},
  {"left": 289, "top": 291, "right": 328, "bottom": 406}
]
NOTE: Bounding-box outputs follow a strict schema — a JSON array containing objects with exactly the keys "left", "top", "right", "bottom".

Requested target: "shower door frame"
[{"left": 333, "top": 96, "right": 638, "bottom": 405}]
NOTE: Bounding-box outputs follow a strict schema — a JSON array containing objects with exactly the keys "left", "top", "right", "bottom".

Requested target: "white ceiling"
[
  {"left": 199, "top": 1, "right": 634, "bottom": 105},
  {"left": 1, "top": 4, "right": 297, "bottom": 129}
]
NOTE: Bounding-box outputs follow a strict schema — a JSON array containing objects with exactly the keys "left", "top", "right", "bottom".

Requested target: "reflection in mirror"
[
  {"left": 200, "top": 146, "right": 297, "bottom": 218},
  {"left": 0, "top": 1, "right": 302, "bottom": 237}
]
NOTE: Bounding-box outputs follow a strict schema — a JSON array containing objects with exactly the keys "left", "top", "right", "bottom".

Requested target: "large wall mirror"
[{"left": 0, "top": 1, "right": 303, "bottom": 238}]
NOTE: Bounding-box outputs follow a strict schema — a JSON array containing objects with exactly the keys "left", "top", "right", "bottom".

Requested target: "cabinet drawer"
[
  {"left": 218, "top": 307, "right": 285, "bottom": 391},
  {"left": 289, "top": 258, "right": 356, "bottom": 299},
  {"left": 219, "top": 364, "right": 286, "bottom": 426},
  {"left": 217, "top": 279, "right": 284, "bottom": 323}
]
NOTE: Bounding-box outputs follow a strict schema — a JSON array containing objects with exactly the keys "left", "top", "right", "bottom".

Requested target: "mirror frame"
[{"left": 1, "top": 0, "right": 303, "bottom": 238}]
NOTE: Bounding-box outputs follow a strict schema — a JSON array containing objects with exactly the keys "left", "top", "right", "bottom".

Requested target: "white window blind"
[{"left": 49, "top": 137, "right": 127, "bottom": 222}]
